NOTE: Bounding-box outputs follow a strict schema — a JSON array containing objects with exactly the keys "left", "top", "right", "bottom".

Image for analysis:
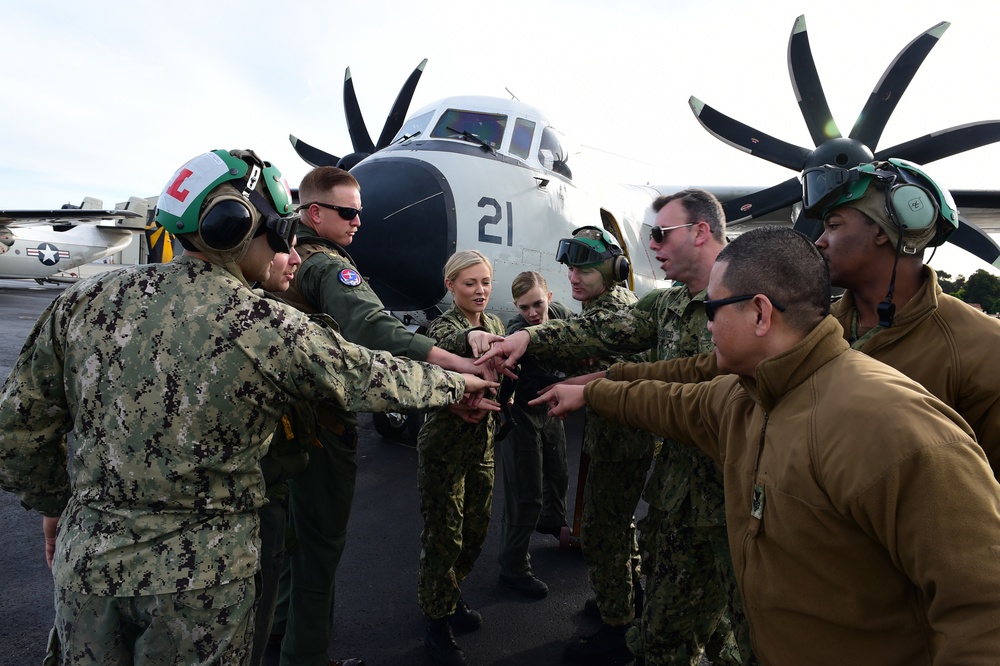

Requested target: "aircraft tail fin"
[{"left": 140, "top": 194, "right": 173, "bottom": 263}]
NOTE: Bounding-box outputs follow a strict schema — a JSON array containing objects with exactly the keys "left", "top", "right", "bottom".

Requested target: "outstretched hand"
[
  {"left": 467, "top": 330, "right": 505, "bottom": 358},
  {"left": 528, "top": 383, "right": 587, "bottom": 419},
  {"left": 475, "top": 330, "right": 529, "bottom": 378},
  {"left": 43, "top": 515, "right": 59, "bottom": 569},
  {"left": 447, "top": 399, "right": 501, "bottom": 424},
  {"left": 460, "top": 374, "right": 501, "bottom": 403}
]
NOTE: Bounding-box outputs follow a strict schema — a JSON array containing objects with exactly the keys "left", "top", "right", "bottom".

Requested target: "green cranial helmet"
[
  {"left": 155, "top": 149, "right": 293, "bottom": 237},
  {"left": 801, "top": 158, "right": 959, "bottom": 251},
  {"left": 554, "top": 225, "right": 630, "bottom": 283}
]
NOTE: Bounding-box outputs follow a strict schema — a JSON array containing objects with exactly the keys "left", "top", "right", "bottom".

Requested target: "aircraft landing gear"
[{"left": 372, "top": 412, "right": 424, "bottom": 443}]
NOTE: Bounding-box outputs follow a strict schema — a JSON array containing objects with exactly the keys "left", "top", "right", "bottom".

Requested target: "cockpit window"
[
  {"left": 390, "top": 110, "right": 434, "bottom": 144},
  {"left": 509, "top": 118, "right": 536, "bottom": 160},
  {"left": 431, "top": 109, "right": 507, "bottom": 150},
  {"left": 538, "top": 126, "right": 572, "bottom": 180}
]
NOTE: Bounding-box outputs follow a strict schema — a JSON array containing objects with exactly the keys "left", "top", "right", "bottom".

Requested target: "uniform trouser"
[
  {"left": 250, "top": 496, "right": 287, "bottom": 666},
  {"left": 581, "top": 455, "right": 651, "bottom": 626},
  {"left": 274, "top": 428, "right": 358, "bottom": 666},
  {"left": 52, "top": 578, "right": 255, "bottom": 665},
  {"left": 417, "top": 454, "right": 495, "bottom": 619},
  {"left": 497, "top": 411, "right": 568, "bottom": 577},
  {"left": 635, "top": 507, "right": 737, "bottom": 665}
]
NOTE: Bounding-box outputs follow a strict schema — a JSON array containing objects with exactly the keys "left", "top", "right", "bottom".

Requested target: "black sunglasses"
[
  {"left": 305, "top": 201, "right": 362, "bottom": 220},
  {"left": 649, "top": 223, "right": 695, "bottom": 243},
  {"left": 703, "top": 294, "right": 786, "bottom": 322}
]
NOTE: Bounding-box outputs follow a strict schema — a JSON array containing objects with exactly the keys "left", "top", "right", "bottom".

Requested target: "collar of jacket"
[
  {"left": 744, "top": 315, "right": 850, "bottom": 413},
  {"left": 834, "top": 265, "right": 939, "bottom": 348}
]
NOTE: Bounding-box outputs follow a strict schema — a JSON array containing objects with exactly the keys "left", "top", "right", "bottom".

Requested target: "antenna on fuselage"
[{"left": 505, "top": 87, "right": 520, "bottom": 101}]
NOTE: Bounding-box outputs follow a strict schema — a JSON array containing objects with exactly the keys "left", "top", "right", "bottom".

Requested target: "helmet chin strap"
[{"left": 877, "top": 231, "right": 905, "bottom": 328}]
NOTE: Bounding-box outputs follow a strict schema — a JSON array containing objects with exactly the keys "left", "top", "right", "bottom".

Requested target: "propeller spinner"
[{"left": 691, "top": 15, "right": 1000, "bottom": 265}]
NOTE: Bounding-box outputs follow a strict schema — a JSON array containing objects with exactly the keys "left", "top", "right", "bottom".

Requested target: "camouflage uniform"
[
  {"left": 497, "top": 301, "right": 574, "bottom": 579},
  {"left": 272, "top": 225, "right": 439, "bottom": 666},
  {"left": 0, "top": 257, "right": 467, "bottom": 665},
  {"left": 417, "top": 305, "right": 506, "bottom": 619},
  {"left": 532, "top": 285, "right": 655, "bottom": 626},
  {"left": 529, "top": 285, "right": 742, "bottom": 665}
]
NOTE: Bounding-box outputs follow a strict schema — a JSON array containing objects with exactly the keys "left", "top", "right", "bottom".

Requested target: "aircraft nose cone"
[{"left": 347, "top": 157, "right": 456, "bottom": 313}]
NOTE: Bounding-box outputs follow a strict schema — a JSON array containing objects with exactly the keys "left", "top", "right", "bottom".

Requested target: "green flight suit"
[
  {"left": 497, "top": 301, "right": 574, "bottom": 579},
  {"left": 273, "top": 223, "right": 436, "bottom": 666}
]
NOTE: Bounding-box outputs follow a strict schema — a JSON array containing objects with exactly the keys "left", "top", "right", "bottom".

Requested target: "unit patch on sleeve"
[{"left": 338, "top": 268, "right": 362, "bottom": 287}]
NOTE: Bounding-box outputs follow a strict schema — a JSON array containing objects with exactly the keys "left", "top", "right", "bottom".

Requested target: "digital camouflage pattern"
[
  {"left": 54, "top": 577, "right": 254, "bottom": 664},
  {"left": 528, "top": 284, "right": 742, "bottom": 664},
  {"left": 417, "top": 305, "right": 506, "bottom": 618},
  {"left": 0, "top": 256, "right": 467, "bottom": 599},
  {"left": 535, "top": 285, "right": 655, "bottom": 626},
  {"left": 416, "top": 306, "right": 506, "bottom": 464}
]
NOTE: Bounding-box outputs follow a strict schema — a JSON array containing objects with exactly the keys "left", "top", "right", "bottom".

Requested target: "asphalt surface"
[{"left": 0, "top": 278, "right": 643, "bottom": 666}]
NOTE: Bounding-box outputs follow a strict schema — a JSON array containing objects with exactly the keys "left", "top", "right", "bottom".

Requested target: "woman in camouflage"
[{"left": 417, "top": 250, "right": 506, "bottom": 666}]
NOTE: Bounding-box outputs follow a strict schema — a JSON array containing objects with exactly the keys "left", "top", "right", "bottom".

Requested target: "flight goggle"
[
  {"left": 554, "top": 237, "right": 617, "bottom": 267},
  {"left": 800, "top": 165, "right": 867, "bottom": 217},
  {"left": 301, "top": 201, "right": 363, "bottom": 220},
  {"left": 201, "top": 191, "right": 297, "bottom": 254}
]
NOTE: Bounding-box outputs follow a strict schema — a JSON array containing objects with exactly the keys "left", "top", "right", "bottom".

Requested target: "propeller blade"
[
  {"left": 947, "top": 216, "right": 1000, "bottom": 268},
  {"left": 721, "top": 177, "right": 802, "bottom": 224},
  {"left": 788, "top": 15, "right": 840, "bottom": 146},
  {"left": 874, "top": 121, "right": 1000, "bottom": 164},
  {"left": 344, "top": 67, "right": 376, "bottom": 155},
  {"left": 689, "top": 97, "right": 810, "bottom": 171},
  {"left": 289, "top": 135, "right": 341, "bottom": 168},
  {"left": 850, "top": 22, "right": 950, "bottom": 150},
  {"left": 375, "top": 59, "right": 428, "bottom": 151}
]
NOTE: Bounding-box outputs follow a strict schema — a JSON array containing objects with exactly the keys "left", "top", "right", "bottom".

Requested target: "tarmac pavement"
[{"left": 0, "top": 278, "right": 646, "bottom": 666}]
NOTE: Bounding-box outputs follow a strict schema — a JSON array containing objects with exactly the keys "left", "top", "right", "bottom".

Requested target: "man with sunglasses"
[
  {"left": 478, "top": 189, "right": 751, "bottom": 666},
  {"left": 530, "top": 226, "right": 1000, "bottom": 665},
  {"left": 0, "top": 149, "right": 498, "bottom": 665},
  {"left": 272, "top": 166, "right": 495, "bottom": 666}
]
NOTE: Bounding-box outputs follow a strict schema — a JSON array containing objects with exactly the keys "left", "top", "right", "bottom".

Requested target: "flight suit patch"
[{"left": 338, "top": 268, "right": 362, "bottom": 286}]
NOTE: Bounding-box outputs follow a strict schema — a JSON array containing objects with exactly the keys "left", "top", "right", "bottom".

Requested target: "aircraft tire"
[{"left": 372, "top": 412, "right": 424, "bottom": 443}]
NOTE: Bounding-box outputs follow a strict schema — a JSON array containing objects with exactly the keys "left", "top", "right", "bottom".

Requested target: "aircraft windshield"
[
  {"left": 391, "top": 110, "right": 434, "bottom": 144},
  {"left": 431, "top": 109, "right": 507, "bottom": 150},
  {"left": 538, "top": 126, "right": 572, "bottom": 180},
  {"left": 509, "top": 118, "right": 536, "bottom": 160}
]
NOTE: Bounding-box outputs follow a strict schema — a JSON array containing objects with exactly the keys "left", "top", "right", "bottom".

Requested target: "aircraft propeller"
[
  {"left": 290, "top": 59, "right": 428, "bottom": 171},
  {"left": 691, "top": 15, "right": 1000, "bottom": 265}
]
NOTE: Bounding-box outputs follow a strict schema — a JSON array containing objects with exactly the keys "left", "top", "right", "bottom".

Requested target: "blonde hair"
[
  {"left": 443, "top": 250, "right": 492, "bottom": 282},
  {"left": 511, "top": 271, "right": 549, "bottom": 300}
]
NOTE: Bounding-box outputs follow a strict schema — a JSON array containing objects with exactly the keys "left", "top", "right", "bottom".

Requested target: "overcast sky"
[{"left": 3, "top": 1, "right": 998, "bottom": 277}]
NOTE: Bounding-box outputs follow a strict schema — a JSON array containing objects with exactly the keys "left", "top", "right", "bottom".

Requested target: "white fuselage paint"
[{"left": 0, "top": 224, "right": 134, "bottom": 280}]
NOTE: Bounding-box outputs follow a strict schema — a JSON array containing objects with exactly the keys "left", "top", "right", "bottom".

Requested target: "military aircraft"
[
  {"left": 289, "top": 17, "right": 1000, "bottom": 437},
  {"left": 0, "top": 196, "right": 155, "bottom": 283}
]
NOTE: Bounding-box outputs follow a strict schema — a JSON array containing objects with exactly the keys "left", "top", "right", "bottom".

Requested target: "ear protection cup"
[
  {"left": 887, "top": 183, "right": 937, "bottom": 231},
  {"left": 199, "top": 198, "right": 256, "bottom": 250},
  {"left": 611, "top": 254, "right": 630, "bottom": 282}
]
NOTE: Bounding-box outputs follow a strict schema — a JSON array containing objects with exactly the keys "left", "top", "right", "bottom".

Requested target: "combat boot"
[
  {"left": 424, "top": 617, "right": 467, "bottom": 666},
  {"left": 447, "top": 597, "right": 482, "bottom": 632},
  {"left": 564, "top": 622, "right": 632, "bottom": 664}
]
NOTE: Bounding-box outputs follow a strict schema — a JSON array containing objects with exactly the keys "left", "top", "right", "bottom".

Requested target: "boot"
[
  {"left": 424, "top": 617, "right": 467, "bottom": 666},
  {"left": 447, "top": 597, "right": 482, "bottom": 633},
  {"left": 564, "top": 622, "right": 633, "bottom": 664}
]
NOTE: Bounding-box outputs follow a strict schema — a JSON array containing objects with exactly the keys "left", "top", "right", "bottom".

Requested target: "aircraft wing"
[{"left": 0, "top": 208, "right": 143, "bottom": 226}]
